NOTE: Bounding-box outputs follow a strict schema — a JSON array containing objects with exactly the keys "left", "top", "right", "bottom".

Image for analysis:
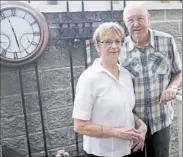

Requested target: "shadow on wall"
[{"left": 2, "top": 145, "right": 24, "bottom": 157}]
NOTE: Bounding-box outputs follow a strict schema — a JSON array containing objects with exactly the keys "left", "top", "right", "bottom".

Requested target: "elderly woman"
[{"left": 72, "top": 22, "right": 147, "bottom": 157}]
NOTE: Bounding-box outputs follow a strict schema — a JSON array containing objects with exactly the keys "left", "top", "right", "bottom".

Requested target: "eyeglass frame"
[
  {"left": 126, "top": 16, "right": 147, "bottom": 25},
  {"left": 98, "top": 39, "right": 123, "bottom": 47}
]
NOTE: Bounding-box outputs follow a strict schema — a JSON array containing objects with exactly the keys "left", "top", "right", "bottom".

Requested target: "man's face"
[{"left": 125, "top": 9, "right": 150, "bottom": 42}]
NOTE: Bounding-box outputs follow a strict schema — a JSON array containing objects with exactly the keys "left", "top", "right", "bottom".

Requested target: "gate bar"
[
  {"left": 34, "top": 62, "right": 48, "bottom": 157},
  {"left": 18, "top": 69, "right": 32, "bottom": 157}
]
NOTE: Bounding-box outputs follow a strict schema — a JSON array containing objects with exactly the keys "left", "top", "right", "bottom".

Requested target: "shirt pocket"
[
  {"left": 148, "top": 52, "right": 169, "bottom": 75},
  {"left": 122, "top": 57, "right": 140, "bottom": 78}
]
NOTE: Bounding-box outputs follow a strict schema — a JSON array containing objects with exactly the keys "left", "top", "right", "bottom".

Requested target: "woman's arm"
[{"left": 74, "top": 119, "right": 141, "bottom": 141}]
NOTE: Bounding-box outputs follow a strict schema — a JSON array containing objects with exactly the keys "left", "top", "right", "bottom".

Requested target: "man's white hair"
[{"left": 123, "top": 2, "right": 149, "bottom": 24}]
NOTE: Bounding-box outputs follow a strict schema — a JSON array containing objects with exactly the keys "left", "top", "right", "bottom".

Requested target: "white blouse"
[{"left": 72, "top": 58, "right": 136, "bottom": 157}]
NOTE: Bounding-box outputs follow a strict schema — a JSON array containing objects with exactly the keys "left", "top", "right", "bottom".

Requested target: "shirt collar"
[
  {"left": 127, "top": 29, "right": 155, "bottom": 52},
  {"left": 92, "top": 58, "right": 121, "bottom": 74}
]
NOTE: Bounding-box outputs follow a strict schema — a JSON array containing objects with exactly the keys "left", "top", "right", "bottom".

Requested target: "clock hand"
[
  {"left": 26, "top": 36, "right": 31, "bottom": 43},
  {"left": 8, "top": 19, "right": 21, "bottom": 51}
]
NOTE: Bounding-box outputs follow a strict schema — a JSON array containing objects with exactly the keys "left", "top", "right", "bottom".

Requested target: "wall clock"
[{"left": 0, "top": 1, "right": 49, "bottom": 67}]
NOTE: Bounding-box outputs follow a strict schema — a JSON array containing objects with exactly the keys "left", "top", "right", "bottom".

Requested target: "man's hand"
[
  {"left": 132, "top": 119, "right": 147, "bottom": 152},
  {"left": 160, "top": 87, "right": 177, "bottom": 104}
]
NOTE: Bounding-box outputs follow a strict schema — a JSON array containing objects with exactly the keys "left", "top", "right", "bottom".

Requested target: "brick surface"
[
  {"left": 1, "top": 136, "right": 28, "bottom": 155},
  {"left": 46, "top": 107, "right": 73, "bottom": 130},
  {"left": 170, "top": 138, "right": 179, "bottom": 154},
  {"left": 46, "top": 127, "right": 70, "bottom": 149},
  {"left": 29, "top": 133, "right": 44, "bottom": 153},
  {"left": 150, "top": 21, "right": 180, "bottom": 36},
  {"left": 149, "top": 10, "right": 165, "bottom": 20},
  {"left": 0, "top": 71, "right": 21, "bottom": 97},
  {"left": 166, "top": 9, "right": 182, "bottom": 20},
  {"left": 1, "top": 116, "right": 26, "bottom": 138},
  {"left": 1, "top": 95, "right": 23, "bottom": 118}
]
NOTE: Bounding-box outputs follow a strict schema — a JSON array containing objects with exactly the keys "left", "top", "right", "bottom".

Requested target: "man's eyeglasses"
[
  {"left": 127, "top": 16, "right": 146, "bottom": 25},
  {"left": 99, "top": 40, "right": 122, "bottom": 46}
]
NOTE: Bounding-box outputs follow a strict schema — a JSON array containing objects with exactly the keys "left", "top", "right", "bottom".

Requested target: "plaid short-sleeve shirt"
[{"left": 120, "top": 29, "right": 182, "bottom": 134}]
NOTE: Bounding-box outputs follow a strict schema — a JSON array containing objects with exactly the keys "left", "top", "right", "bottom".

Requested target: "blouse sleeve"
[{"left": 72, "top": 72, "right": 95, "bottom": 121}]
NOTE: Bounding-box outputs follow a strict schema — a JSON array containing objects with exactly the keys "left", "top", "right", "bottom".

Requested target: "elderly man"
[{"left": 120, "top": 2, "right": 182, "bottom": 157}]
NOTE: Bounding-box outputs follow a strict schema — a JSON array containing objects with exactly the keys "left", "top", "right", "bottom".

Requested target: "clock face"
[{"left": 0, "top": 2, "right": 49, "bottom": 67}]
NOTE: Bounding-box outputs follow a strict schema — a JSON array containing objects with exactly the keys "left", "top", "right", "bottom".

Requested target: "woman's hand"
[
  {"left": 132, "top": 119, "right": 147, "bottom": 152},
  {"left": 115, "top": 127, "right": 141, "bottom": 142}
]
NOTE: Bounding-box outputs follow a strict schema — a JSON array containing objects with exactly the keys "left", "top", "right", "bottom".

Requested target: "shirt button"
[
  {"left": 144, "top": 77, "right": 149, "bottom": 82},
  {"left": 142, "top": 61, "right": 147, "bottom": 66}
]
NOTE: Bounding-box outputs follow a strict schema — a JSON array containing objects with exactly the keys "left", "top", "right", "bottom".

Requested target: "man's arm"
[
  {"left": 160, "top": 72, "right": 182, "bottom": 103},
  {"left": 132, "top": 114, "right": 147, "bottom": 152},
  {"left": 168, "top": 72, "right": 182, "bottom": 89}
]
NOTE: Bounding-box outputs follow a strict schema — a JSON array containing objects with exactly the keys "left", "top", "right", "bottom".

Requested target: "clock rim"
[{"left": 0, "top": 1, "right": 49, "bottom": 67}]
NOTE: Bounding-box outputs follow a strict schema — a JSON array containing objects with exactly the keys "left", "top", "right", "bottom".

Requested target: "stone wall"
[{"left": 0, "top": 9, "right": 182, "bottom": 157}]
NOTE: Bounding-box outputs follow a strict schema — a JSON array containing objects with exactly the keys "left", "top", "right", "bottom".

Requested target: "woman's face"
[{"left": 97, "top": 31, "right": 122, "bottom": 63}]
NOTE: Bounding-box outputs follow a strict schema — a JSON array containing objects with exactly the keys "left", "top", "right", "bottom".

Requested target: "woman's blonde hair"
[{"left": 92, "top": 22, "right": 125, "bottom": 46}]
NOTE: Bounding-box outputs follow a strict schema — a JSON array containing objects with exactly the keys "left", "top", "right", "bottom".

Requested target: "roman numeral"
[
  {"left": 11, "top": 9, "right": 16, "bottom": 16},
  {"left": 0, "top": 49, "right": 7, "bottom": 57},
  {"left": 30, "top": 21, "right": 37, "bottom": 26},
  {"left": 23, "top": 13, "right": 27, "bottom": 19},
  {"left": 33, "top": 32, "right": 40, "bottom": 36},
  {"left": 14, "top": 52, "right": 18, "bottom": 59},
  {"left": 24, "top": 49, "right": 29, "bottom": 55},
  {"left": 0, "top": 12, "right": 6, "bottom": 19},
  {"left": 31, "top": 41, "right": 38, "bottom": 46}
]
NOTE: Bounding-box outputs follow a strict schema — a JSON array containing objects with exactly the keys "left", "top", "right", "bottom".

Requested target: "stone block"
[
  {"left": 0, "top": 71, "right": 21, "bottom": 97},
  {"left": 149, "top": 10, "right": 165, "bottom": 21},
  {"left": 41, "top": 89, "right": 66, "bottom": 110},
  {"left": 175, "top": 37, "right": 182, "bottom": 57},
  {"left": 0, "top": 62, "right": 35, "bottom": 73},
  {"left": 170, "top": 120, "right": 178, "bottom": 138},
  {"left": 27, "top": 151, "right": 46, "bottom": 157},
  {"left": 37, "top": 41, "right": 70, "bottom": 69},
  {"left": 27, "top": 113, "right": 43, "bottom": 134},
  {"left": 69, "top": 126, "right": 83, "bottom": 145},
  {"left": 38, "top": 68, "right": 70, "bottom": 91},
  {"left": 24, "top": 93, "right": 40, "bottom": 114},
  {"left": 65, "top": 87, "right": 73, "bottom": 106},
  {"left": 21, "top": 70, "right": 38, "bottom": 94},
  {"left": 70, "top": 44, "right": 86, "bottom": 66},
  {"left": 1, "top": 95, "right": 23, "bottom": 118},
  {"left": 46, "top": 127, "right": 70, "bottom": 149},
  {"left": 170, "top": 137, "right": 179, "bottom": 154},
  {"left": 166, "top": 9, "right": 182, "bottom": 20},
  {"left": 150, "top": 22, "right": 180, "bottom": 37},
  {"left": 1, "top": 116, "right": 26, "bottom": 138},
  {"left": 46, "top": 107, "right": 73, "bottom": 129},
  {"left": 73, "top": 66, "right": 85, "bottom": 89},
  {"left": 38, "top": 66, "right": 85, "bottom": 92},
  {"left": 29, "top": 133, "right": 44, "bottom": 153},
  {"left": 1, "top": 136, "right": 28, "bottom": 155}
]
